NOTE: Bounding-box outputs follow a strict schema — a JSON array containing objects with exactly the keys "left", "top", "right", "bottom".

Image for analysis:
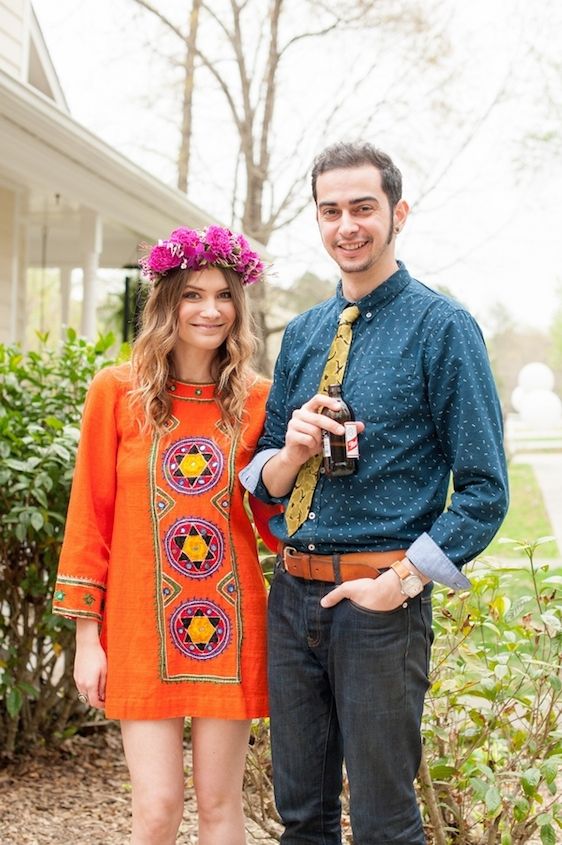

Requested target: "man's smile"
[{"left": 336, "top": 240, "right": 369, "bottom": 252}]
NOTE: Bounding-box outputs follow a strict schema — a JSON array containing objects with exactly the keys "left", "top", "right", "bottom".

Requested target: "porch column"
[
  {"left": 59, "top": 266, "right": 73, "bottom": 336},
  {"left": 79, "top": 208, "right": 102, "bottom": 340},
  {"left": 0, "top": 186, "right": 28, "bottom": 344}
]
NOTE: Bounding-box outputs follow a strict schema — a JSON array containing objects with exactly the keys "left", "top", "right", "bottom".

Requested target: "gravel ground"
[{"left": 0, "top": 725, "right": 281, "bottom": 845}]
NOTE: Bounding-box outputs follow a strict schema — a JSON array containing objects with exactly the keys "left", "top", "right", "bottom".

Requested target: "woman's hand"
[{"left": 74, "top": 618, "right": 107, "bottom": 709}]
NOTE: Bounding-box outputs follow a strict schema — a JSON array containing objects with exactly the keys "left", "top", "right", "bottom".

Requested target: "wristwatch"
[{"left": 391, "top": 559, "right": 424, "bottom": 598}]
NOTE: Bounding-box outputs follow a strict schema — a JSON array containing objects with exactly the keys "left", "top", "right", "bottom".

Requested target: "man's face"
[{"left": 315, "top": 165, "right": 404, "bottom": 284}]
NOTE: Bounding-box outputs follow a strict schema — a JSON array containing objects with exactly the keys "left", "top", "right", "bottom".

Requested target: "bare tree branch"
[
  {"left": 409, "top": 74, "right": 511, "bottom": 213},
  {"left": 278, "top": 20, "right": 341, "bottom": 58},
  {"left": 131, "top": 0, "right": 186, "bottom": 41},
  {"left": 132, "top": 0, "right": 244, "bottom": 132}
]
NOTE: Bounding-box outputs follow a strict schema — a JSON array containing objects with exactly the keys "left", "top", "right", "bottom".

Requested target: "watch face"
[{"left": 402, "top": 574, "right": 423, "bottom": 598}]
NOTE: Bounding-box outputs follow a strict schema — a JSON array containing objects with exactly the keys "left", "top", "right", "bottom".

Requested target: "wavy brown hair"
[{"left": 129, "top": 266, "right": 258, "bottom": 436}]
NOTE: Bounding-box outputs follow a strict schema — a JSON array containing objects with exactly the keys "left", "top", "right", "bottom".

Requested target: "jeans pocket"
[{"left": 348, "top": 598, "right": 405, "bottom": 617}]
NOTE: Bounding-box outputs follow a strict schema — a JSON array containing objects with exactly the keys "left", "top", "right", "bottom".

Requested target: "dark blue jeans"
[{"left": 267, "top": 565, "right": 433, "bottom": 845}]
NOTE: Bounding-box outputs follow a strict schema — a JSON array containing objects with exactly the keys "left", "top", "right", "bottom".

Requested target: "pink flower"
[
  {"left": 170, "top": 227, "right": 198, "bottom": 249},
  {"left": 204, "top": 226, "right": 233, "bottom": 261},
  {"left": 148, "top": 243, "right": 181, "bottom": 273},
  {"left": 235, "top": 233, "right": 250, "bottom": 252},
  {"left": 185, "top": 242, "right": 206, "bottom": 269}
]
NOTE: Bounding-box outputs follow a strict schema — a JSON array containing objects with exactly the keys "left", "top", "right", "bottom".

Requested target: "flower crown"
[{"left": 139, "top": 225, "right": 265, "bottom": 286}]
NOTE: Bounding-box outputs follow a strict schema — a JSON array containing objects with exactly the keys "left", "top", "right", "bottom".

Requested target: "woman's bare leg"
[
  {"left": 191, "top": 717, "right": 252, "bottom": 845},
  {"left": 121, "top": 718, "right": 185, "bottom": 845}
]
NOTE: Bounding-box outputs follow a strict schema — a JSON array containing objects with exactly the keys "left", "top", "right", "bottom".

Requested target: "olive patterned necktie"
[{"left": 284, "top": 304, "right": 361, "bottom": 536}]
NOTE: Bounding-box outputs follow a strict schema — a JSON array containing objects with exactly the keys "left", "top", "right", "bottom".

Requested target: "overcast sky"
[{"left": 33, "top": 0, "right": 562, "bottom": 333}]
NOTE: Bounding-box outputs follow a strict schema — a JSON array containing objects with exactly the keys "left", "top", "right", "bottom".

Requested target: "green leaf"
[
  {"left": 541, "top": 760, "right": 560, "bottom": 784},
  {"left": 549, "top": 675, "right": 562, "bottom": 692},
  {"left": 430, "top": 763, "right": 456, "bottom": 780},
  {"left": 521, "top": 768, "right": 541, "bottom": 796},
  {"left": 30, "top": 511, "right": 44, "bottom": 532},
  {"left": 17, "top": 681, "right": 39, "bottom": 699},
  {"left": 4, "top": 458, "right": 29, "bottom": 472},
  {"left": 540, "top": 612, "right": 561, "bottom": 631},
  {"left": 514, "top": 796, "right": 530, "bottom": 822},
  {"left": 470, "top": 777, "right": 488, "bottom": 801},
  {"left": 32, "top": 488, "right": 49, "bottom": 509},
  {"left": 94, "top": 332, "right": 115, "bottom": 354},
  {"left": 485, "top": 785, "right": 502, "bottom": 815},
  {"left": 6, "top": 687, "right": 23, "bottom": 718},
  {"left": 51, "top": 443, "right": 70, "bottom": 461},
  {"left": 540, "top": 824, "right": 556, "bottom": 845},
  {"left": 504, "top": 595, "right": 533, "bottom": 622},
  {"left": 14, "top": 522, "right": 26, "bottom": 542},
  {"left": 537, "top": 813, "right": 553, "bottom": 826}
]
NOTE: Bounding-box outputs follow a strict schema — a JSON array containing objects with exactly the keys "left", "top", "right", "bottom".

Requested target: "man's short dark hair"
[{"left": 311, "top": 141, "right": 402, "bottom": 209}]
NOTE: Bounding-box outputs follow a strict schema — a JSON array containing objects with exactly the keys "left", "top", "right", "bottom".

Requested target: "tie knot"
[{"left": 339, "top": 305, "right": 361, "bottom": 326}]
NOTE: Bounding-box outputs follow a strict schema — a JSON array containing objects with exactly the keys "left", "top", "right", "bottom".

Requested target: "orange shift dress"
[{"left": 52, "top": 365, "right": 270, "bottom": 720}]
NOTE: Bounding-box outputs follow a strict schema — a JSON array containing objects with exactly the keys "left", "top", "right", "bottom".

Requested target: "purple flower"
[
  {"left": 204, "top": 226, "right": 233, "bottom": 261},
  {"left": 169, "top": 227, "right": 198, "bottom": 248},
  {"left": 235, "top": 233, "right": 250, "bottom": 252},
  {"left": 185, "top": 242, "right": 206, "bottom": 269},
  {"left": 148, "top": 243, "right": 182, "bottom": 273}
]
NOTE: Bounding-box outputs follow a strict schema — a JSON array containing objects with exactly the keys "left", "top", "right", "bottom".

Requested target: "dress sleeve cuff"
[
  {"left": 52, "top": 575, "right": 106, "bottom": 622},
  {"left": 239, "top": 448, "right": 280, "bottom": 494},
  {"left": 407, "top": 533, "right": 471, "bottom": 590}
]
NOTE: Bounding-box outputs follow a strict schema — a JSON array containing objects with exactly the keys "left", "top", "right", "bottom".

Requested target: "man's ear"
[{"left": 393, "top": 199, "right": 410, "bottom": 233}]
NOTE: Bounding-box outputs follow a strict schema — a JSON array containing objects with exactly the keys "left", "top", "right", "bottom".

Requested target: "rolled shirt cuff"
[
  {"left": 407, "top": 532, "right": 471, "bottom": 590},
  {"left": 239, "top": 448, "right": 281, "bottom": 495}
]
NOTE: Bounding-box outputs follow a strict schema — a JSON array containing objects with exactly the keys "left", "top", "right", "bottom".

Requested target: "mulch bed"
[{"left": 0, "top": 724, "right": 280, "bottom": 844}]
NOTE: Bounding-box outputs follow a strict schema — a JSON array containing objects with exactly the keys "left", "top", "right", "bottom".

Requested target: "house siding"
[{"left": 0, "top": 0, "right": 25, "bottom": 78}]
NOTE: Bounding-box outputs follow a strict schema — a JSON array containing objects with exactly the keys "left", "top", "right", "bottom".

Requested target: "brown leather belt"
[{"left": 281, "top": 546, "right": 406, "bottom": 583}]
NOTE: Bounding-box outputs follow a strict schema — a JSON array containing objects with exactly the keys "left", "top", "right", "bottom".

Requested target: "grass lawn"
[{"left": 484, "top": 462, "right": 559, "bottom": 559}]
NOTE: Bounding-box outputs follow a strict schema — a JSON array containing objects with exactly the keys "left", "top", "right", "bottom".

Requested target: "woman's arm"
[{"left": 74, "top": 618, "right": 107, "bottom": 710}]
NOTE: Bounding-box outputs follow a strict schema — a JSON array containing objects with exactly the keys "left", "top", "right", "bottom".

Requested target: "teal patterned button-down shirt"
[{"left": 241, "top": 263, "right": 509, "bottom": 588}]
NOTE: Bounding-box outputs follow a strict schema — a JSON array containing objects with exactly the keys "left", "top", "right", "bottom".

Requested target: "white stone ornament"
[
  {"left": 518, "top": 362, "right": 555, "bottom": 392},
  {"left": 512, "top": 362, "right": 562, "bottom": 429}
]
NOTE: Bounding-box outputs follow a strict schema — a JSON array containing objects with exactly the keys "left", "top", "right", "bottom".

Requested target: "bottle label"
[
  {"left": 344, "top": 422, "right": 359, "bottom": 458},
  {"left": 322, "top": 431, "right": 332, "bottom": 458}
]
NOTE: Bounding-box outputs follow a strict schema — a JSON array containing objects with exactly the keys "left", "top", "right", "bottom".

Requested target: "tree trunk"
[{"left": 177, "top": 0, "right": 202, "bottom": 193}]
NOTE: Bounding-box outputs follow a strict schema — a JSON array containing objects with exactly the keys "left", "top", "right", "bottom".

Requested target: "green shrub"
[
  {"left": 420, "top": 538, "right": 562, "bottom": 845},
  {"left": 0, "top": 331, "right": 115, "bottom": 755}
]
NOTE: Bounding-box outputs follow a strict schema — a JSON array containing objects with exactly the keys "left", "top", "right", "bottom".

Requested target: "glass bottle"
[{"left": 322, "top": 384, "right": 359, "bottom": 477}]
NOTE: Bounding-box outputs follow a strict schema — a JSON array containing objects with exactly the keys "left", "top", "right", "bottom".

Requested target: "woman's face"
[{"left": 175, "top": 267, "right": 236, "bottom": 356}]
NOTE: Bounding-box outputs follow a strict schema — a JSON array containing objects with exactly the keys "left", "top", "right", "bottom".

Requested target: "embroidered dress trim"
[
  {"left": 52, "top": 574, "right": 106, "bottom": 621},
  {"left": 150, "top": 424, "right": 242, "bottom": 684}
]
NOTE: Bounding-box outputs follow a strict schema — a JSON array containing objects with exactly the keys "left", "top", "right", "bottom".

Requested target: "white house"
[{"left": 0, "top": 0, "right": 223, "bottom": 344}]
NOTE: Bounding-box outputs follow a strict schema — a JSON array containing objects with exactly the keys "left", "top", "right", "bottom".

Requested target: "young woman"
[{"left": 52, "top": 226, "right": 273, "bottom": 845}]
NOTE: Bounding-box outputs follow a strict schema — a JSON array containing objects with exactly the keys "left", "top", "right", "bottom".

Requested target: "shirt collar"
[{"left": 335, "top": 261, "right": 411, "bottom": 322}]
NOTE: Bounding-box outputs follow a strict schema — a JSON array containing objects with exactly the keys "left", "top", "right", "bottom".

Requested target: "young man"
[{"left": 241, "top": 142, "right": 508, "bottom": 844}]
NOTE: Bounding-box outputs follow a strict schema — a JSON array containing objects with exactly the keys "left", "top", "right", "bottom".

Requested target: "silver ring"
[{"left": 77, "top": 692, "right": 89, "bottom": 704}]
